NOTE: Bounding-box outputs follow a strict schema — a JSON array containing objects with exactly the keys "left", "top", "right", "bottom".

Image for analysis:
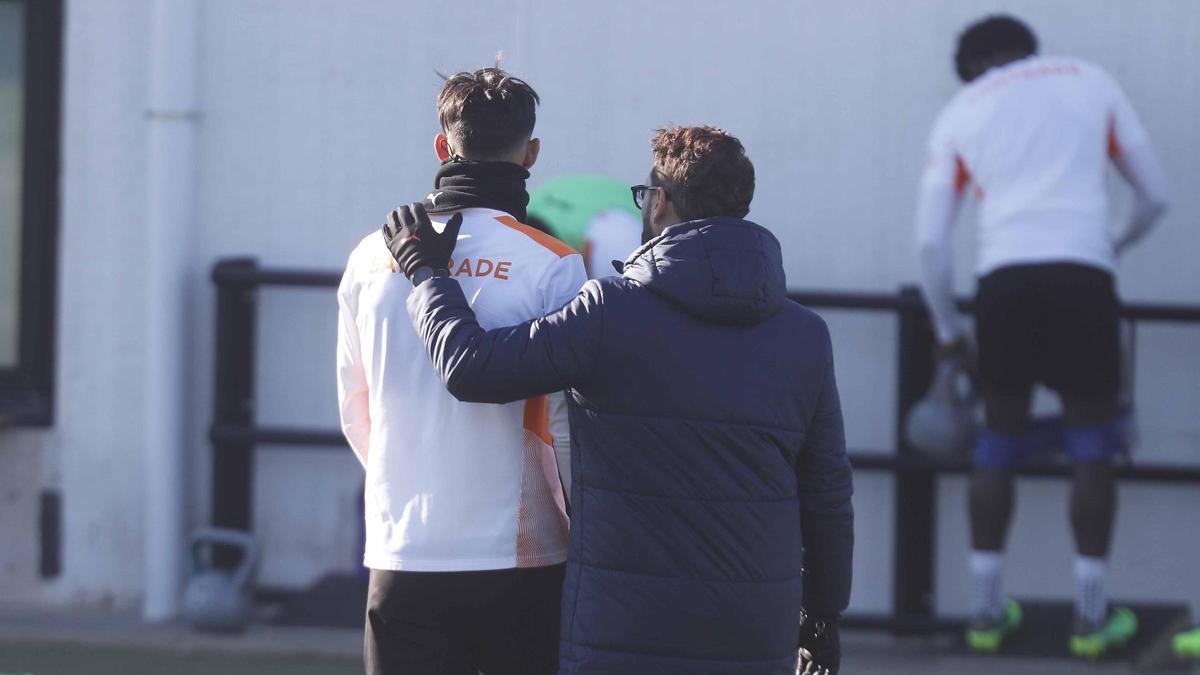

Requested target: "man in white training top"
[
  {"left": 914, "top": 15, "right": 1169, "bottom": 658},
  {"left": 338, "top": 66, "right": 585, "bottom": 675}
]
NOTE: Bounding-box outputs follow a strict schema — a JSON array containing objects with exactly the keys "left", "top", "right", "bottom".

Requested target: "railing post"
[
  {"left": 893, "top": 285, "right": 938, "bottom": 633},
  {"left": 210, "top": 258, "right": 258, "bottom": 562}
]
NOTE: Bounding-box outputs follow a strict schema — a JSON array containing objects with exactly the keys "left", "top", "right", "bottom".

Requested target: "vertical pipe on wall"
[{"left": 142, "top": 0, "right": 198, "bottom": 621}]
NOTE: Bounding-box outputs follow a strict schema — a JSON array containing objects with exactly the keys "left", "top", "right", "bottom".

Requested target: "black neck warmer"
[{"left": 422, "top": 158, "right": 530, "bottom": 223}]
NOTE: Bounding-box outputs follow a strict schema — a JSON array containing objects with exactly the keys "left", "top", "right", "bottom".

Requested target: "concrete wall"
[{"left": 2, "top": 0, "right": 1197, "bottom": 617}]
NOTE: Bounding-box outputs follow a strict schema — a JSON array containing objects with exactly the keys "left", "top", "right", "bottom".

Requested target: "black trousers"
[
  {"left": 975, "top": 262, "right": 1121, "bottom": 429},
  {"left": 364, "top": 564, "right": 565, "bottom": 675}
]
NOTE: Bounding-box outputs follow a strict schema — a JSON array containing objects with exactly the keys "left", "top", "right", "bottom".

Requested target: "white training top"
[
  {"left": 916, "top": 55, "right": 1169, "bottom": 342},
  {"left": 338, "top": 207, "right": 587, "bottom": 572},
  {"left": 582, "top": 209, "right": 642, "bottom": 279}
]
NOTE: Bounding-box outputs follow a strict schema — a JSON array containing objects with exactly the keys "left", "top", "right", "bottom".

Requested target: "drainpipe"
[{"left": 143, "top": 0, "right": 198, "bottom": 621}]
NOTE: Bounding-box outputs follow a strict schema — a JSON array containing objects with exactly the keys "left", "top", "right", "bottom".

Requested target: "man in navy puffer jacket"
[{"left": 394, "top": 126, "right": 853, "bottom": 674}]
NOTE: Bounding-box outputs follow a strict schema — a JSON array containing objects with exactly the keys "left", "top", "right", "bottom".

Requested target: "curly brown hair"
[{"left": 650, "top": 126, "right": 754, "bottom": 221}]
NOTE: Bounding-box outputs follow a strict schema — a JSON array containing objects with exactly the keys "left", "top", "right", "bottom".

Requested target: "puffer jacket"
[{"left": 408, "top": 217, "right": 854, "bottom": 674}]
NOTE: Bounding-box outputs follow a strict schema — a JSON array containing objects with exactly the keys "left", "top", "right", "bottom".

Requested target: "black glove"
[
  {"left": 381, "top": 202, "right": 464, "bottom": 280},
  {"left": 797, "top": 611, "right": 840, "bottom": 675}
]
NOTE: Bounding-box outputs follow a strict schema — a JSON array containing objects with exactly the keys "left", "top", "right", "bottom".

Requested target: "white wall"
[
  {"left": 2, "top": 0, "right": 1197, "bottom": 617},
  {"left": 0, "top": 0, "right": 153, "bottom": 608}
]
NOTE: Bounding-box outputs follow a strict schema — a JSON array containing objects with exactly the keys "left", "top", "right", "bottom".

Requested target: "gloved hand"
[
  {"left": 381, "top": 202, "right": 464, "bottom": 280},
  {"left": 797, "top": 611, "right": 840, "bottom": 675}
]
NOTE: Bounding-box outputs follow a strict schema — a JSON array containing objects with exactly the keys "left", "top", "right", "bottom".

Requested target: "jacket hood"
[{"left": 621, "top": 217, "right": 787, "bottom": 326}]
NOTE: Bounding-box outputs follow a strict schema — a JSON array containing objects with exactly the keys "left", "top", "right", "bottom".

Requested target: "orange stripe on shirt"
[
  {"left": 581, "top": 238, "right": 594, "bottom": 277},
  {"left": 954, "top": 155, "right": 972, "bottom": 194},
  {"left": 1107, "top": 113, "right": 1122, "bottom": 158},
  {"left": 495, "top": 215, "right": 577, "bottom": 258},
  {"left": 523, "top": 396, "right": 553, "bottom": 446}
]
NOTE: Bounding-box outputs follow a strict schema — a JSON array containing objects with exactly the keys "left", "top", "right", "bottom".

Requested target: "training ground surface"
[{"left": 1, "top": 607, "right": 1195, "bottom": 674}]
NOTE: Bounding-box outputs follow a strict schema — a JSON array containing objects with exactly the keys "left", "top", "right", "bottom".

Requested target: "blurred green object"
[
  {"left": 527, "top": 175, "right": 639, "bottom": 251},
  {"left": 1175, "top": 625, "right": 1200, "bottom": 659}
]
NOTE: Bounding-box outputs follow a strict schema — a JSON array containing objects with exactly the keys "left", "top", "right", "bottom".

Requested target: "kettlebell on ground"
[
  {"left": 182, "top": 527, "right": 259, "bottom": 632},
  {"left": 904, "top": 356, "right": 977, "bottom": 459}
]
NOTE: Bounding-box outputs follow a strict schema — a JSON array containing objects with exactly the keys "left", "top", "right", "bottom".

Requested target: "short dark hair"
[
  {"left": 650, "top": 126, "right": 754, "bottom": 222},
  {"left": 437, "top": 67, "right": 539, "bottom": 159},
  {"left": 955, "top": 15, "right": 1038, "bottom": 82}
]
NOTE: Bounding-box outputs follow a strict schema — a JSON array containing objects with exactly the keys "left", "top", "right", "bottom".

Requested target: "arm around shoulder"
[{"left": 407, "top": 276, "right": 605, "bottom": 404}]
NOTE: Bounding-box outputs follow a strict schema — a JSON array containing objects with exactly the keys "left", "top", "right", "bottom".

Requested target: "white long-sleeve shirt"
[
  {"left": 915, "top": 55, "right": 1169, "bottom": 343},
  {"left": 582, "top": 209, "right": 642, "bottom": 279},
  {"left": 338, "top": 207, "right": 586, "bottom": 571}
]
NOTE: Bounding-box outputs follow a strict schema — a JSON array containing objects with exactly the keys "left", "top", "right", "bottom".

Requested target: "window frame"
[{"left": 0, "top": 0, "right": 61, "bottom": 426}]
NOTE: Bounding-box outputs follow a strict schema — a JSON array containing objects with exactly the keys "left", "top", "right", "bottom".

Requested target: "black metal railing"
[{"left": 210, "top": 257, "right": 1200, "bottom": 632}]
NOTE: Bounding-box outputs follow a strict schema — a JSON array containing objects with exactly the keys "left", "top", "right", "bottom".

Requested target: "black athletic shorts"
[
  {"left": 364, "top": 564, "right": 564, "bottom": 675},
  {"left": 975, "top": 262, "right": 1120, "bottom": 407}
]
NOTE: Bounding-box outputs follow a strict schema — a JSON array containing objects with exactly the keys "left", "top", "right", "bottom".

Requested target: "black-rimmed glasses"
[{"left": 631, "top": 184, "right": 667, "bottom": 210}]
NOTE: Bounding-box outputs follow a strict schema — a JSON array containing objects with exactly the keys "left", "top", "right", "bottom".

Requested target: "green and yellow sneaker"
[
  {"left": 1174, "top": 626, "right": 1200, "bottom": 660},
  {"left": 1070, "top": 606, "right": 1137, "bottom": 659},
  {"left": 966, "top": 599, "right": 1023, "bottom": 654}
]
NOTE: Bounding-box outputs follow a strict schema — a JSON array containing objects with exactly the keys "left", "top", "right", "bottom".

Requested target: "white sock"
[
  {"left": 970, "top": 550, "right": 1005, "bottom": 620},
  {"left": 1075, "top": 555, "right": 1108, "bottom": 626}
]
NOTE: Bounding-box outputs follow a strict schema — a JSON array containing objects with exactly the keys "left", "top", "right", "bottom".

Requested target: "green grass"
[{"left": 0, "top": 644, "right": 359, "bottom": 675}]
